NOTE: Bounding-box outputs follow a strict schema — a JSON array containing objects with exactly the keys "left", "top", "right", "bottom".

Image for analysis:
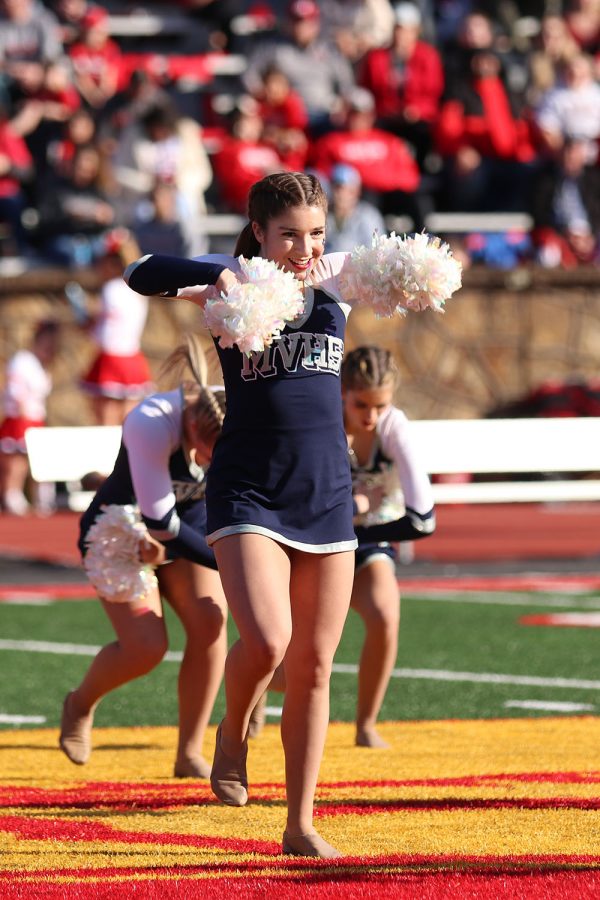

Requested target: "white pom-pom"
[
  {"left": 339, "top": 231, "right": 462, "bottom": 317},
  {"left": 83, "top": 504, "right": 157, "bottom": 604},
  {"left": 203, "top": 256, "right": 305, "bottom": 354}
]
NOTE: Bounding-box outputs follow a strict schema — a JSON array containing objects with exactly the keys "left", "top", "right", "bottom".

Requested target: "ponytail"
[{"left": 234, "top": 222, "right": 260, "bottom": 258}]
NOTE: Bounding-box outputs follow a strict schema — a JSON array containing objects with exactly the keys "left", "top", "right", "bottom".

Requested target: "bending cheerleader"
[{"left": 60, "top": 336, "right": 228, "bottom": 778}]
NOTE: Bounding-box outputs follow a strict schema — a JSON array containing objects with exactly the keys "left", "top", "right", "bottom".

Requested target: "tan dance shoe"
[
  {"left": 58, "top": 691, "right": 95, "bottom": 765},
  {"left": 210, "top": 721, "right": 248, "bottom": 806}
]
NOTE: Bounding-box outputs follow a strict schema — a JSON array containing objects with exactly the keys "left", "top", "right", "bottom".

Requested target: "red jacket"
[
  {"left": 359, "top": 42, "right": 444, "bottom": 123},
  {"left": 0, "top": 122, "right": 33, "bottom": 198},
  {"left": 258, "top": 92, "right": 308, "bottom": 132},
  {"left": 434, "top": 77, "right": 537, "bottom": 162},
  {"left": 212, "top": 138, "right": 284, "bottom": 213},
  {"left": 310, "top": 127, "right": 420, "bottom": 193}
]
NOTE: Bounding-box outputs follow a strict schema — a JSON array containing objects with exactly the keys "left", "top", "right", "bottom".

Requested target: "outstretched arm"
[{"left": 124, "top": 254, "right": 236, "bottom": 300}]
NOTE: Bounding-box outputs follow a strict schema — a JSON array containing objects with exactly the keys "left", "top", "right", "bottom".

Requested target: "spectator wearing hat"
[
  {"left": 243, "top": 0, "right": 356, "bottom": 137},
  {"left": 309, "top": 86, "right": 425, "bottom": 228},
  {"left": 358, "top": 2, "right": 444, "bottom": 167},
  {"left": 68, "top": 5, "right": 123, "bottom": 109},
  {"left": 325, "top": 163, "right": 386, "bottom": 253}
]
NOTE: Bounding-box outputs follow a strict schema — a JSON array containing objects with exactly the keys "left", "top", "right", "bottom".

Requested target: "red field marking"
[
  {"left": 2, "top": 572, "right": 599, "bottom": 604},
  {"left": 1, "top": 857, "right": 600, "bottom": 899},
  {"left": 0, "top": 584, "right": 95, "bottom": 601},
  {"left": 2, "top": 771, "right": 599, "bottom": 811},
  {"left": 521, "top": 613, "right": 600, "bottom": 628},
  {"left": 402, "top": 575, "right": 600, "bottom": 593},
  {"left": 0, "top": 813, "right": 279, "bottom": 855}
]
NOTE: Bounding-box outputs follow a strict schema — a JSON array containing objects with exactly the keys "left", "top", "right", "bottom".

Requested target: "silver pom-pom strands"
[
  {"left": 83, "top": 504, "right": 158, "bottom": 604},
  {"left": 339, "top": 231, "right": 463, "bottom": 317},
  {"left": 203, "top": 256, "right": 305, "bottom": 355}
]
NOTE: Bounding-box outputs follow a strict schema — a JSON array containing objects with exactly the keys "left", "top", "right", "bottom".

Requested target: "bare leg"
[
  {"left": 0, "top": 452, "right": 30, "bottom": 514},
  {"left": 59, "top": 584, "right": 167, "bottom": 763},
  {"left": 351, "top": 559, "right": 400, "bottom": 747},
  {"left": 282, "top": 549, "right": 354, "bottom": 840},
  {"left": 213, "top": 534, "right": 293, "bottom": 754},
  {"left": 92, "top": 396, "right": 130, "bottom": 427},
  {"left": 71, "top": 586, "right": 167, "bottom": 712},
  {"left": 158, "top": 559, "right": 227, "bottom": 776}
]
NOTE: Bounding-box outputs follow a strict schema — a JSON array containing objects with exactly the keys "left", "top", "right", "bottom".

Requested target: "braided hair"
[
  {"left": 234, "top": 172, "right": 328, "bottom": 258},
  {"left": 160, "top": 335, "right": 225, "bottom": 445},
  {"left": 341, "top": 346, "right": 398, "bottom": 392}
]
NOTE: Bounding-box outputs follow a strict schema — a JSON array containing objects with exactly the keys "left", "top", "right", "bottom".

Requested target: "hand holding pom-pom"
[
  {"left": 203, "top": 256, "right": 305, "bottom": 354},
  {"left": 83, "top": 505, "right": 158, "bottom": 604},
  {"left": 339, "top": 231, "right": 462, "bottom": 317}
]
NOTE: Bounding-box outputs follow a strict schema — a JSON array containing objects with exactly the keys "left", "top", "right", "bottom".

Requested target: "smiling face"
[
  {"left": 252, "top": 204, "right": 326, "bottom": 281},
  {"left": 343, "top": 384, "right": 394, "bottom": 434}
]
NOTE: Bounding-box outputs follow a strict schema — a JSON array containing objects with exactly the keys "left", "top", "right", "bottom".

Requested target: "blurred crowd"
[{"left": 0, "top": 0, "right": 599, "bottom": 270}]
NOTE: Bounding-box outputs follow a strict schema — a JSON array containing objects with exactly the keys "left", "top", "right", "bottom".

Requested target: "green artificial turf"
[{"left": 0, "top": 589, "right": 598, "bottom": 728}]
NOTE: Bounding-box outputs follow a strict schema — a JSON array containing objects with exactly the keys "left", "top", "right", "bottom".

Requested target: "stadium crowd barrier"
[{"left": 25, "top": 417, "right": 600, "bottom": 512}]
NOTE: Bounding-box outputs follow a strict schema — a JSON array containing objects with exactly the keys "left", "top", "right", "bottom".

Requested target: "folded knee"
[{"left": 121, "top": 633, "right": 168, "bottom": 674}]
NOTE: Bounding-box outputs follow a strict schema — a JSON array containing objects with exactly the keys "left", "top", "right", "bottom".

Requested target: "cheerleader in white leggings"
[{"left": 60, "top": 337, "right": 228, "bottom": 779}]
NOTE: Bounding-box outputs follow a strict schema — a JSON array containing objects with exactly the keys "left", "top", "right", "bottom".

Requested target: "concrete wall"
[{"left": 1, "top": 266, "right": 599, "bottom": 424}]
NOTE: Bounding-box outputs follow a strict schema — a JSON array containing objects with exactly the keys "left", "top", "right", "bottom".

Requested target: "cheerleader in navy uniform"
[
  {"left": 342, "top": 345, "right": 435, "bottom": 748},
  {"left": 59, "top": 337, "right": 228, "bottom": 779},
  {"left": 124, "top": 172, "right": 461, "bottom": 858}
]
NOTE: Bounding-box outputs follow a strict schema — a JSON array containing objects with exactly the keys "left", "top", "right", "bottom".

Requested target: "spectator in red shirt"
[
  {"left": 359, "top": 2, "right": 444, "bottom": 167},
  {"left": 0, "top": 98, "right": 34, "bottom": 254},
  {"left": 211, "top": 96, "right": 285, "bottom": 214},
  {"left": 255, "top": 63, "right": 309, "bottom": 170},
  {"left": 68, "top": 5, "right": 123, "bottom": 109},
  {"left": 309, "top": 86, "right": 425, "bottom": 227},
  {"left": 434, "top": 49, "right": 538, "bottom": 213}
]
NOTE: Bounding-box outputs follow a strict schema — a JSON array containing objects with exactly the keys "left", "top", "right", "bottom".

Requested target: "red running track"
[{"left": 0, "top": 504, "right": 599, "bottom": 567}]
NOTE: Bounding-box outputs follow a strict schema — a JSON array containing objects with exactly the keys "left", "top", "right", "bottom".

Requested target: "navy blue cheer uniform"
[
  {"left": 79, "top": 388, "right": 216, "bottom": 569},
  {"left": 125, "top": 252, "right": 360, "bottom": 554},
  {"left": 349, "top": 404, "right": 436, "bottom": 571}
]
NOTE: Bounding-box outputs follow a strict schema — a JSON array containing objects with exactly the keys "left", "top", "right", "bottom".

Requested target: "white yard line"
[
  {"left": 2, "top": 639, "right": 599, "bottom": 691},
  {"left": 403, "top": 592, "right": 600, "bottom": 608},
  {"left": 0, "top": 596, "right": 53, "bottom": 605},
  {"left": 504, "top": 700, "right": 595, "bottom": 712},
  {"left": 0, "top": 713, "right": 46, "bottom": 724}
]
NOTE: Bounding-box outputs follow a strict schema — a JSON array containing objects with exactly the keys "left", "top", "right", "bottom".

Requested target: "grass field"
[{"left": 1, "top": 584, "right": 599, "bottom": 730}]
